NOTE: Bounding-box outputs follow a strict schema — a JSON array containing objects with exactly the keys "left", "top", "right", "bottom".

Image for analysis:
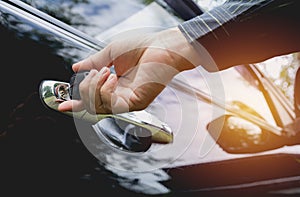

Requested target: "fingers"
[
  {"left": 72, "top": 45, "right": 113, "bottom": 72},
  {"left": 88, "top": 68, "right": 109, "bottom": 112},
  {"left": 80, "top": 68, "right": 110, "bottom": 114},
  {"left": 100, "top": 74, "right": 118, "bottom": 113},
  {"left": 58, "top": 70, "right": 157, "bottom": 115},
  {"left": 58, "top": 68, "right": 111, "bottom": 113}
]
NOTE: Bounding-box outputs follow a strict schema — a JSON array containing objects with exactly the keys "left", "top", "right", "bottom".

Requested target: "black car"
[{"left": 1, "top": 0, "right": 300, "bottom": 196}]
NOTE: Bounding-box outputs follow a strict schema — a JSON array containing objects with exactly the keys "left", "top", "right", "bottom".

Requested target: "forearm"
[{"left": 179, "top": 0, "right": 300, "bottom": 71}]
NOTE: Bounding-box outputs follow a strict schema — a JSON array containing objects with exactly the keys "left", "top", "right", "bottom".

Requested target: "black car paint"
[
  {"left": 0, "top": 1, "right": 123, "bottom": 195},
  {"left": 1, "top": 0, "right": 300, "bottom": 196}
]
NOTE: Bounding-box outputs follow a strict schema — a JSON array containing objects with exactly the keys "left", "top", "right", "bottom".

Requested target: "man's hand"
[{"left": 58, "top": 27, "right": 200, "bottom": 114}]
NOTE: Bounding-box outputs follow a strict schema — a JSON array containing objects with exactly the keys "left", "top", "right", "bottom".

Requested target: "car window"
[{"left": 19, "top": 0, "right": 159, "bottom": 37}]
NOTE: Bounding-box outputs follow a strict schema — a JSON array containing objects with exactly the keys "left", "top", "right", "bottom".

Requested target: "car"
[{"left": 1, "top": 0, "right": 300, "bottom": 196}]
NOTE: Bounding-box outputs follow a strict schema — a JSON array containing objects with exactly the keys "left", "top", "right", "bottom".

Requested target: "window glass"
[{"left": 20, "top": 0, "right": 155, "bottom": 37}]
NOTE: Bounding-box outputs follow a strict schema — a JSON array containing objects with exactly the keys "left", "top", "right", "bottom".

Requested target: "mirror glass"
[{"left": 207, "top": 114, "right": 289, "bottom": 154}]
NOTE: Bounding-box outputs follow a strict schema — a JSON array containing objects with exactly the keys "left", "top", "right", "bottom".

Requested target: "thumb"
[{"left": 58, "top": 100, "right": 85, "bottom": 112}]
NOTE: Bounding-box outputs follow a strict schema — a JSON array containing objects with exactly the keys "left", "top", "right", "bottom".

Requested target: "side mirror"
[
  {"left": 207, "top": 115, "right": 283, "bottom": 153},
  {"left": 207, "top": 101, "right": 289, "bottom": 154}
]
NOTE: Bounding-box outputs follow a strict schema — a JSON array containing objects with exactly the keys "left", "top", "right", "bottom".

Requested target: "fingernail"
[
  {"left": 100, "top": 67, "right": 108, "bottom": 75},
  {"left": 108, "top": 74, "right": 116, "bottom": 81},
  {"left": 89, "top": 69, "right": 97, "bottom": 76}
]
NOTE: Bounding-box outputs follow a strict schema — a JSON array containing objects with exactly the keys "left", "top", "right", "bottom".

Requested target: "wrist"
[{"left": 156, "top": 27, "right": 202, "bottom": 72}]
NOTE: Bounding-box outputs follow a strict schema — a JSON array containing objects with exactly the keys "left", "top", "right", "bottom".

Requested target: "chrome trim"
[{"left": 2, "top": 0, "right": 106, "bottom": 50}]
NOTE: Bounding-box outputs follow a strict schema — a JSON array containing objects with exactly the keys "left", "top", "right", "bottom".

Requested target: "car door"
[{"left": 1, "top": 0, "right": 300, "bottom": 196}]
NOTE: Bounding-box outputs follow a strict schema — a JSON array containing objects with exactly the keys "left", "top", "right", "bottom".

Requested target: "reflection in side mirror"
[
  {"left": 39, "top": 80, "right": 173, "bottom": 153},
  {"left": 207, "top": 115, "right": 288, "bottom": 154}
]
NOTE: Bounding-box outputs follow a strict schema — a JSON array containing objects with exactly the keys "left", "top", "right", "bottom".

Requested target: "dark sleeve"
[{"left": 178, "top": 0, "right": 300, "bottom": 71}]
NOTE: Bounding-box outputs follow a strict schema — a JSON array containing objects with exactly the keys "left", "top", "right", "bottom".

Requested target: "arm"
[{"left": 179, "top": 0, "right": 300, "bottom": 71}]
